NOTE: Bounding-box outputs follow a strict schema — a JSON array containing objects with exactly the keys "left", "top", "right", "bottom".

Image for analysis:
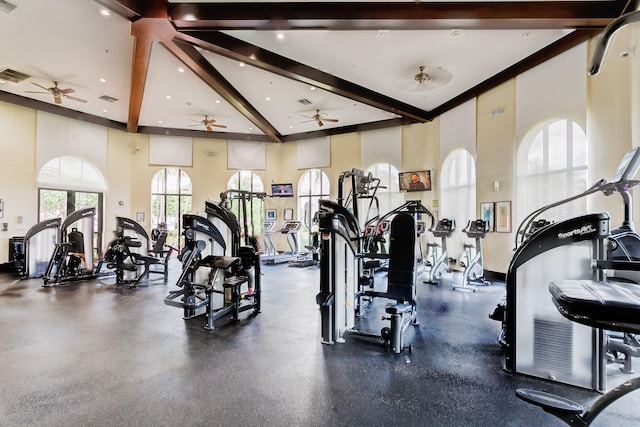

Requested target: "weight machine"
[{"left": 42, "top": 207, "right": 100, "bottom": 287}]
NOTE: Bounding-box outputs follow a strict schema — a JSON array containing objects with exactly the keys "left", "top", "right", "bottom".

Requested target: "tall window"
[
  {"left": 441, "top": 149, "right": 476, "bottom": 258},
  {"left": 37, "top": 156, "right": 105, "bottom": 254},
  {"left": 365, "top": 163, "right": 402, "bottom": 223},
  {"left": 298, "top": 169, "right": 330, "bottom": 246},
  {"left": 227, "top": 170, "right": 264, "bottom": 237},
  {"left": 517, "top": 119, "right": 587, "bottom": 224},
  {"left": 151, "top": 168, "right": 192, "bottom": 248}
]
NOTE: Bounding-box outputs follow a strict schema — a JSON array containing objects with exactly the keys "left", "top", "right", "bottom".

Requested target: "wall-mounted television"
[
  {"left": 399, "top": 170, "right": 431, "bottom": 192},
  {"left": 271, "top": 183, "right": 294, "bottom": 197}
]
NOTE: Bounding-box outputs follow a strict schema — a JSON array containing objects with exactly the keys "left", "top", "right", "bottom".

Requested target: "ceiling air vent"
[
  {"left": 297, "top": 98, "right": 312, "bottom": 105},
  {"left": 99, "top": 95, "right": 119, "bottom": 103},
  {"left": 0, "top": 68, "right": 29, "bottom": 83},
  {"left": 0, "top": 0, "right": 17, "bottom": 14}
]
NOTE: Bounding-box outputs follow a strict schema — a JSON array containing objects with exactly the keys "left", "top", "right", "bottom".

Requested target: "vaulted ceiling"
[{"left": 0, "top": 0, "right": 633, "bottom": 143}]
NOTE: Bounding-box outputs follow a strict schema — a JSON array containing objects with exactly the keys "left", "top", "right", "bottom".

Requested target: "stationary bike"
[
  {"left": 424, "top": 218, "right": 455, "bottom": 285},
  {"left": 455, "top": 219, "right": 491, "bottom": 291}
]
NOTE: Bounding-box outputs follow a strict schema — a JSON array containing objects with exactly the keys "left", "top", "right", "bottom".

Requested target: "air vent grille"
[
  {"left": 297, "top": 98, "right": 312, "bottom": 105},
  {"left": 99, "top": 95, "right": 119, "bottom": 103},
  {"left": 0, "top": 0, "right": 17, "bottom": 14},
  {"left": 0, "top": 68, "right": 30, "bottom": 83}
]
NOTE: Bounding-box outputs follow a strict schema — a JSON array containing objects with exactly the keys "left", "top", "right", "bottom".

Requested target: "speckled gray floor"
[{"left": 0, "top": 262, "right": 638, "bottom": 426}]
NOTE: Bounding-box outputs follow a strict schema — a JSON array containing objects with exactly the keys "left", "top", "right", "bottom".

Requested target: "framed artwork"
[
  {"left": 265, "top": 209, "right": 277, "bottom": 220},
  {"left": 496, "top": 201, "right": 512, "bottom": 233},
  {"left": 0, "top": 199, "right": 3, "bottom": 218},
  {"left": 136, "top": 212, "right": 144, "bottom": 222},
  {"left": 480, "top": 202, "right": 495, "bottom": 232},
  {"left": 284, "top": 208, "right": 294, "bottom": 221}
]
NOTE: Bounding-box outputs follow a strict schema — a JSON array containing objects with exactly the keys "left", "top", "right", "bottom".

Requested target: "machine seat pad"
[
  {"left": 200, "top": 255, "right": 241, "bottom": 270},
  {"left": 385, "top": 303, "right": 412, "bottom": 315},
  {"left": 119, "top": 262, "right": 138, "bottom": 272},
  {"left": 549, "top": 280, "right": 640, "bottom": 334},
  {"left": 223, "top": 275, "right": 248, "bottom": 289},
  {"left": 363, "top": 260, "right": 381, "bottom": 269}
]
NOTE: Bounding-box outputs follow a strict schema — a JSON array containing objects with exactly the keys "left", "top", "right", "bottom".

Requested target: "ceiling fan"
[
  {"left": 189, "top": 115, "right": 227, "bottom": 131},
  {"left": 394, "top": 65, "right": 453, "bottom": 92},
  {"left": 25, "top": 81, "right": 87, "bottom": 104},
  {"left": 301, "top": 109, "right": 339, "bottom": 127}
]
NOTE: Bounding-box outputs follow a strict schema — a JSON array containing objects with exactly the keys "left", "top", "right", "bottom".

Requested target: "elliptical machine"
[
  {"left": 424, "top": 218, "right": 455, "bottom": 285},
  {"left": 456, "top": 219, "right": 491, "bottom": 291}
]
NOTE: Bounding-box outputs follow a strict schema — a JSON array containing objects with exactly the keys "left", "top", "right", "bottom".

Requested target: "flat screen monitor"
[
  {"left": 399, "top": 170, "right": 431, "bottom": 192},
  {"left": 271, "top": 183, "right": 294, "bottom": 197}
]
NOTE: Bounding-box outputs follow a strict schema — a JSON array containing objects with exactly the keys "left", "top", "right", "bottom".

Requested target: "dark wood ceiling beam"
[
  {"left": 176, "top": 31, "right": 429, "bottom": 122},
  {"left": 169, "top": 1, "right": 628, "bottom": 31},
  {"left": 281, "top": 118, "right": 415, "bottom": 142},
  {"left": 162, "top": 38, "right": 284, "bottom": 143},
  {"left": 427, "top": 28, "right": 601, "bottom": 119}
]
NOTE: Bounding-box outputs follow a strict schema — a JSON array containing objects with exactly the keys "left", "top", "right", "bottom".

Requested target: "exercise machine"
[
  {"left": 504, "top": 146, "right": 640, "bottom": 390},
  {"left": 516, "top": 279, "right": 640, "bottom": 425},
  {"left": 424, "top": 218, "right": 455, "bottom": 285},
  {"left": 261, "top": 220, "right": 302, "bottom": 265},
  {"left": 42, "top": 207, "right": 100, "bottom": 287},
  {"left": 262, "top": 220, "right": 277, "bottom": 256},
  {"left": 316, "top": 169, "right": 429, "bottom": 353},
  {"left": 164, "top": 213, "right": 261, "bottom": 329},
  {"left": 456, "top": 219, "right": 491, "bottom": 291},
  {"left": 104, "top": 216, "right": 174, "bottom": 288},
  {"left": 11, "top": 218, "right": 61, "bottom": 278}
]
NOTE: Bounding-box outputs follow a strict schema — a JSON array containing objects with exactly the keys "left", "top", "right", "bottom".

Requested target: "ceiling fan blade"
[
  {"left": 31, "top": 82, "right": 51, "bottom": 91},
  {"left": 213, "top": 124, "right": 227, "bottom": 128},
  {"left": 65, "top": 95, "right": 87, "bottom": 103},
  {"left": 323, "top": 118, "right": 339, "bottom": 123},
  {"left": 24, "top": 91, "right": 50, "bottom": 94},
  {"left": 205, "top": 125, "right": 212, "bottom": 131},
  {"left": 54, "top": 95, "right": 62, "bottom": 104},
  {"left": 317, "top": 121, "right": 324, "bottom": 126},
  {"left": 300, "top": 119, "right": 315, "bottom": 124},
  {"left": 60, "top": 88, "right": 75, "bottom": 94}
]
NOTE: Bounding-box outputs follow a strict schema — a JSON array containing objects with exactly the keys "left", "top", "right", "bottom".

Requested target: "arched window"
[
  {"left": 365, "top": 163, "right": 402, "bottom": 223},
  {"left": 37, "top": 156, "right": 105, "bottom": 253},
  {"left": 516, "top": 119, "right": 587, "bottom": 224},
  {"left": 298, "top": 169, "right": 330, "bottom": 246},
  {"left": 227, "top": 170, "right": 264, "bottom": 237},
  {"left": 441, "top": 149, "right": 476, "bottom": 259},
  {"left": 151, "top": 168, "right": 192, "bottom": 248}
]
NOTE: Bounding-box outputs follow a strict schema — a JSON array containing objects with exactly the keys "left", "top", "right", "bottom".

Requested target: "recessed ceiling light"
[
  {"left": 276, "top": 33, "right": 285, "bottom": 40},
  {"left": 239, "top": 62, "right": 246, "bottom": 67},
  {"left": 378, "top": 30, "right": 389, "bottom": 38},
  {"left": 248, "top": 127, "right": 253, "bottom": 131},
  {"left": 157, "top": 120, "right": 163, "bottom": 124},
  {"left": 102, "top": 109, "right": 108, "bottom": 113},
  {"left": 0, "top": 80, "right": 5, "bottom": 84},
  {"left": 289, "top": 126, "right": 293, "bottom": 129},
  {"left": 215, "top": 100, "right": 221, "bottom": 104},
  {"left": 100, "top": 9, "right": 110, "bottom": 16},
  {"left": 183, "top": 14, "right": 196, "bottom": 21},
  {"left": 99, "top": 78, "right": 106, "bottom": 83},
  {"left": 451, "top": 29, "right": 462, "bottom": 37},
  {"left": 266, "top": 97, "right": 271, "bottom": 101},
  {"left": 178, "top": 67, "right": 185, "bottom": 73},
  {"left": 309, "top": 86, "right": 316, "bottom": 91},
  {"left": 166, "top": 95, "right": 171, "bottom": 99}
]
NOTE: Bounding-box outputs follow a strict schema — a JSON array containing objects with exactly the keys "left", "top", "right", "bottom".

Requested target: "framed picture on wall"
[
  {"left": 265, "top": 209, "right": 276, "bottom": 220},
  {"left": 284, "top": 208, "right": 294, "bottom": 221},
  {"left": 495, "top": 201, "right": 512, "bottom": 233},
  {"left": 480, "top": 202, "right": 495, "bottom": 232}
]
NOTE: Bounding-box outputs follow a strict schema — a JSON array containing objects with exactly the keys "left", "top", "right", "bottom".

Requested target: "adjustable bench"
[{"left": 516, "top": 279, "right": 640, "bottom": 426}]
